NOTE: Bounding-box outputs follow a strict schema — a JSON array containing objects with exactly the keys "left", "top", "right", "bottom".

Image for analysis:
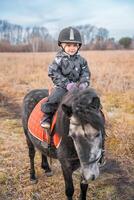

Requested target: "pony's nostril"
[{"left": 91, "top": 174, "right": 95, "bottom": 181}]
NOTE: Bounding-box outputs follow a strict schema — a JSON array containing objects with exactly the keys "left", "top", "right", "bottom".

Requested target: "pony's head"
[{"left": 61, "top": 88, "right": 104, "bottom": 181}]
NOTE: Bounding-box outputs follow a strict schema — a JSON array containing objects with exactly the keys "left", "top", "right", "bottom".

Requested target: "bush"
[{"left": 119, "top": 37, "right": 132, "bottom": 49}]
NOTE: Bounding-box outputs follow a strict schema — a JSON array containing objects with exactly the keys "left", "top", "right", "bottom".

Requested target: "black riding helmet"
[{"left": 58, "top": 27, "right": 82, "bottom": 47}]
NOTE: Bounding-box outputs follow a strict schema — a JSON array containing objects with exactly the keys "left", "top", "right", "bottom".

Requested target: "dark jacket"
[{"left": 48, "top": 50, "right": 91, "bottom": 88}]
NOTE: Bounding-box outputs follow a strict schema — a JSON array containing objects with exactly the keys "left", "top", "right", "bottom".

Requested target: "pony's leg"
[
  {"left": 61, "top": 165, "right": 74, "bottom": 200},
  {"left": 41, "top": 154, "right": 53, "bottom": 176},
  {"left": 26, "top": 138, "right": 37, "bottom": 183},
  {"left": 79, "top": 177, "right": 88, "bottom": 200}
]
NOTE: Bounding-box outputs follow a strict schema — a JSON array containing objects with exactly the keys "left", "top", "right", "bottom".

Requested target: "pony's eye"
[{"left": 95, "top": 132, "right": 100, "bottom": 138}]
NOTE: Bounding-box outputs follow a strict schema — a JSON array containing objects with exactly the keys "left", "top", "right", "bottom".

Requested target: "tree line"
[
  {"left": 0, "top": 20, "right": 133, "bottom": 52},
  {"left": 0, "top": 36, "right": 133, "bottom": 52}
]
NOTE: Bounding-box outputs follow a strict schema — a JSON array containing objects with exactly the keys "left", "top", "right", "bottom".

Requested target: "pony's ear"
[
  {"left": 62, "top": 104, "right": 72, "bottom": 117},
  {"left": 90, "top": 97, "right": 100, "bottom": 109}
]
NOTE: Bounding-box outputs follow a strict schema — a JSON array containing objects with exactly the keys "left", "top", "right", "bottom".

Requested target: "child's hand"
[
  {"left": 66, "top": 82, "right": 78, "bottom": 91},
  {"left": 79, "top": 82, "right": 88, "bottom": 90}
]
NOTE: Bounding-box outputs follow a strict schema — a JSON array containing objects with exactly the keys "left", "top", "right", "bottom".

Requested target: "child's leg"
[{"left": 41, "top": 87, "right": 67, "bottom": 128}]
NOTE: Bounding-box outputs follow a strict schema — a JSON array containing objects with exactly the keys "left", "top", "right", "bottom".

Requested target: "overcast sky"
[{"left": 0, "top": 0, "right": 134, "bottom": 39}]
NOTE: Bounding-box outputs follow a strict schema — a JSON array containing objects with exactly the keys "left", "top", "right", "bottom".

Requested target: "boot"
[{"left": 41, "top": 114, "right": 52, "bottom": 129}]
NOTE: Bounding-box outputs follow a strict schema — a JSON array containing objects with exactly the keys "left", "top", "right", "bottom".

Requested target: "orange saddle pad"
[{"left": 28, "top": 97, "right": 61, "bottom": 148}]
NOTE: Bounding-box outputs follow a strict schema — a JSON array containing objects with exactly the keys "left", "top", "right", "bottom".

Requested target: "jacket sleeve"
[
  {"left": 79, "top": 57, "right": 91, "bottom": 85},
  {"left": 48, "top": 57, "right": 70, "bottom": 88}
]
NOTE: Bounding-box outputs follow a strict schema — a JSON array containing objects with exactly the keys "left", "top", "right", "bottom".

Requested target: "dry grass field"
[{"left": 0, "top": 51, "right": 134, "bottom": 200}]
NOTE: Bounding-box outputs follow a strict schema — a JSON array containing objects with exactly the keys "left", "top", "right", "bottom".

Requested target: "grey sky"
[{"left": 0, "top": 0, "right": 134, "bottom": 39}]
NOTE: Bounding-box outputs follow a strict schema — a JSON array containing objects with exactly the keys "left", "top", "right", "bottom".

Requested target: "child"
[
  {"left": 41, "top": 26, "right": 91, "bottom": 129},
  {"left": 41, "top": 26, "right": 106, "bottom": 165}
]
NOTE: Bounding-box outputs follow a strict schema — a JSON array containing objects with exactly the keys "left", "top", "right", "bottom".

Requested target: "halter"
[
  {"left": 70, "top": 121, "right": 103, "bottom": 165},
  {"left": 82, "top": 123, "right": 103, "bottom": 162}
]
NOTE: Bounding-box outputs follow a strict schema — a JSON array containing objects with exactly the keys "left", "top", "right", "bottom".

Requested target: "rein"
[{"left": 46, "top": 129, "right": 53, "bottom": 165}]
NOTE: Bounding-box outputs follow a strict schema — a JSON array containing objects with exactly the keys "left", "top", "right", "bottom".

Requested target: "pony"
[{"left": 22, "top": 88, "right": 105, "bottom": 200}]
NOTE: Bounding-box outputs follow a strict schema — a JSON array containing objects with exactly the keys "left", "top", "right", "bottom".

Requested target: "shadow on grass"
[
  {"left": 0, "top": 92, "right": 22, "bottom": 119},
  {"left": 100, "top": 159, "right": 134, "bottom": 200}
]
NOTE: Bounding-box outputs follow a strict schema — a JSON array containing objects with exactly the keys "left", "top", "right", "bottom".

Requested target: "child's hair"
[{"left": 58, "top": 27, "right": 82, "bottom": 47}]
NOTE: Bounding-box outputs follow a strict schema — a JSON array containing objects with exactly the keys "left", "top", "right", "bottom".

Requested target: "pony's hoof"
[
  {"left": 45, "top": 170, "right": 53, "bottom": 177},
  {"left": 30, "top": 178, "right": 38, "bottom": 184},
  {"left": 67, "top": 197, "right": 73, "bottom": 200}
]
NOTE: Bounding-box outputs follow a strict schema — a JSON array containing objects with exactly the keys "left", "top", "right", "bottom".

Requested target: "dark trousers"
[{"left": 41, "top": 87, "right": 67, "bottom": 115}]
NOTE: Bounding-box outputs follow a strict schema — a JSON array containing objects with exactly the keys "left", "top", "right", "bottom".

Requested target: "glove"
[
  {"left": 79, "top": 82, "right": 88, "bottom": 90},
  {"left": 66, "top": 82, "right": 78, "bottom": 91}
]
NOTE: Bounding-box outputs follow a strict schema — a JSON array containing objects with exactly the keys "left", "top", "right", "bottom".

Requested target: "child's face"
[{"left": 61, "top": 43, "right": 79, "bottom": 55}]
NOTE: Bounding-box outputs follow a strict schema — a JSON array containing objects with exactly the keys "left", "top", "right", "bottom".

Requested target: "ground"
[{"left": 0, "top": 51, "right": 134, "bottom": 200}]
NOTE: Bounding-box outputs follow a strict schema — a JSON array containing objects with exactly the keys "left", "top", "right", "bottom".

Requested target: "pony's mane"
[
  {"left": 72, "top": 89, "right": 104, "bottom": 130},
  {"left": 56, "top": 88, "right": 104, "bottom": 135}
]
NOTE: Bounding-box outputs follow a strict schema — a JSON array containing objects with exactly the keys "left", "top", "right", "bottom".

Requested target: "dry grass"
[{"left": 0, "top": 51, "right": 134, "bottom": 200}]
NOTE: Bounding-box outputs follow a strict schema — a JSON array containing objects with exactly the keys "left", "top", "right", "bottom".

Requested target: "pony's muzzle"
[{"left": 81, "top": 163, "right": 100, "bottom": 181}]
